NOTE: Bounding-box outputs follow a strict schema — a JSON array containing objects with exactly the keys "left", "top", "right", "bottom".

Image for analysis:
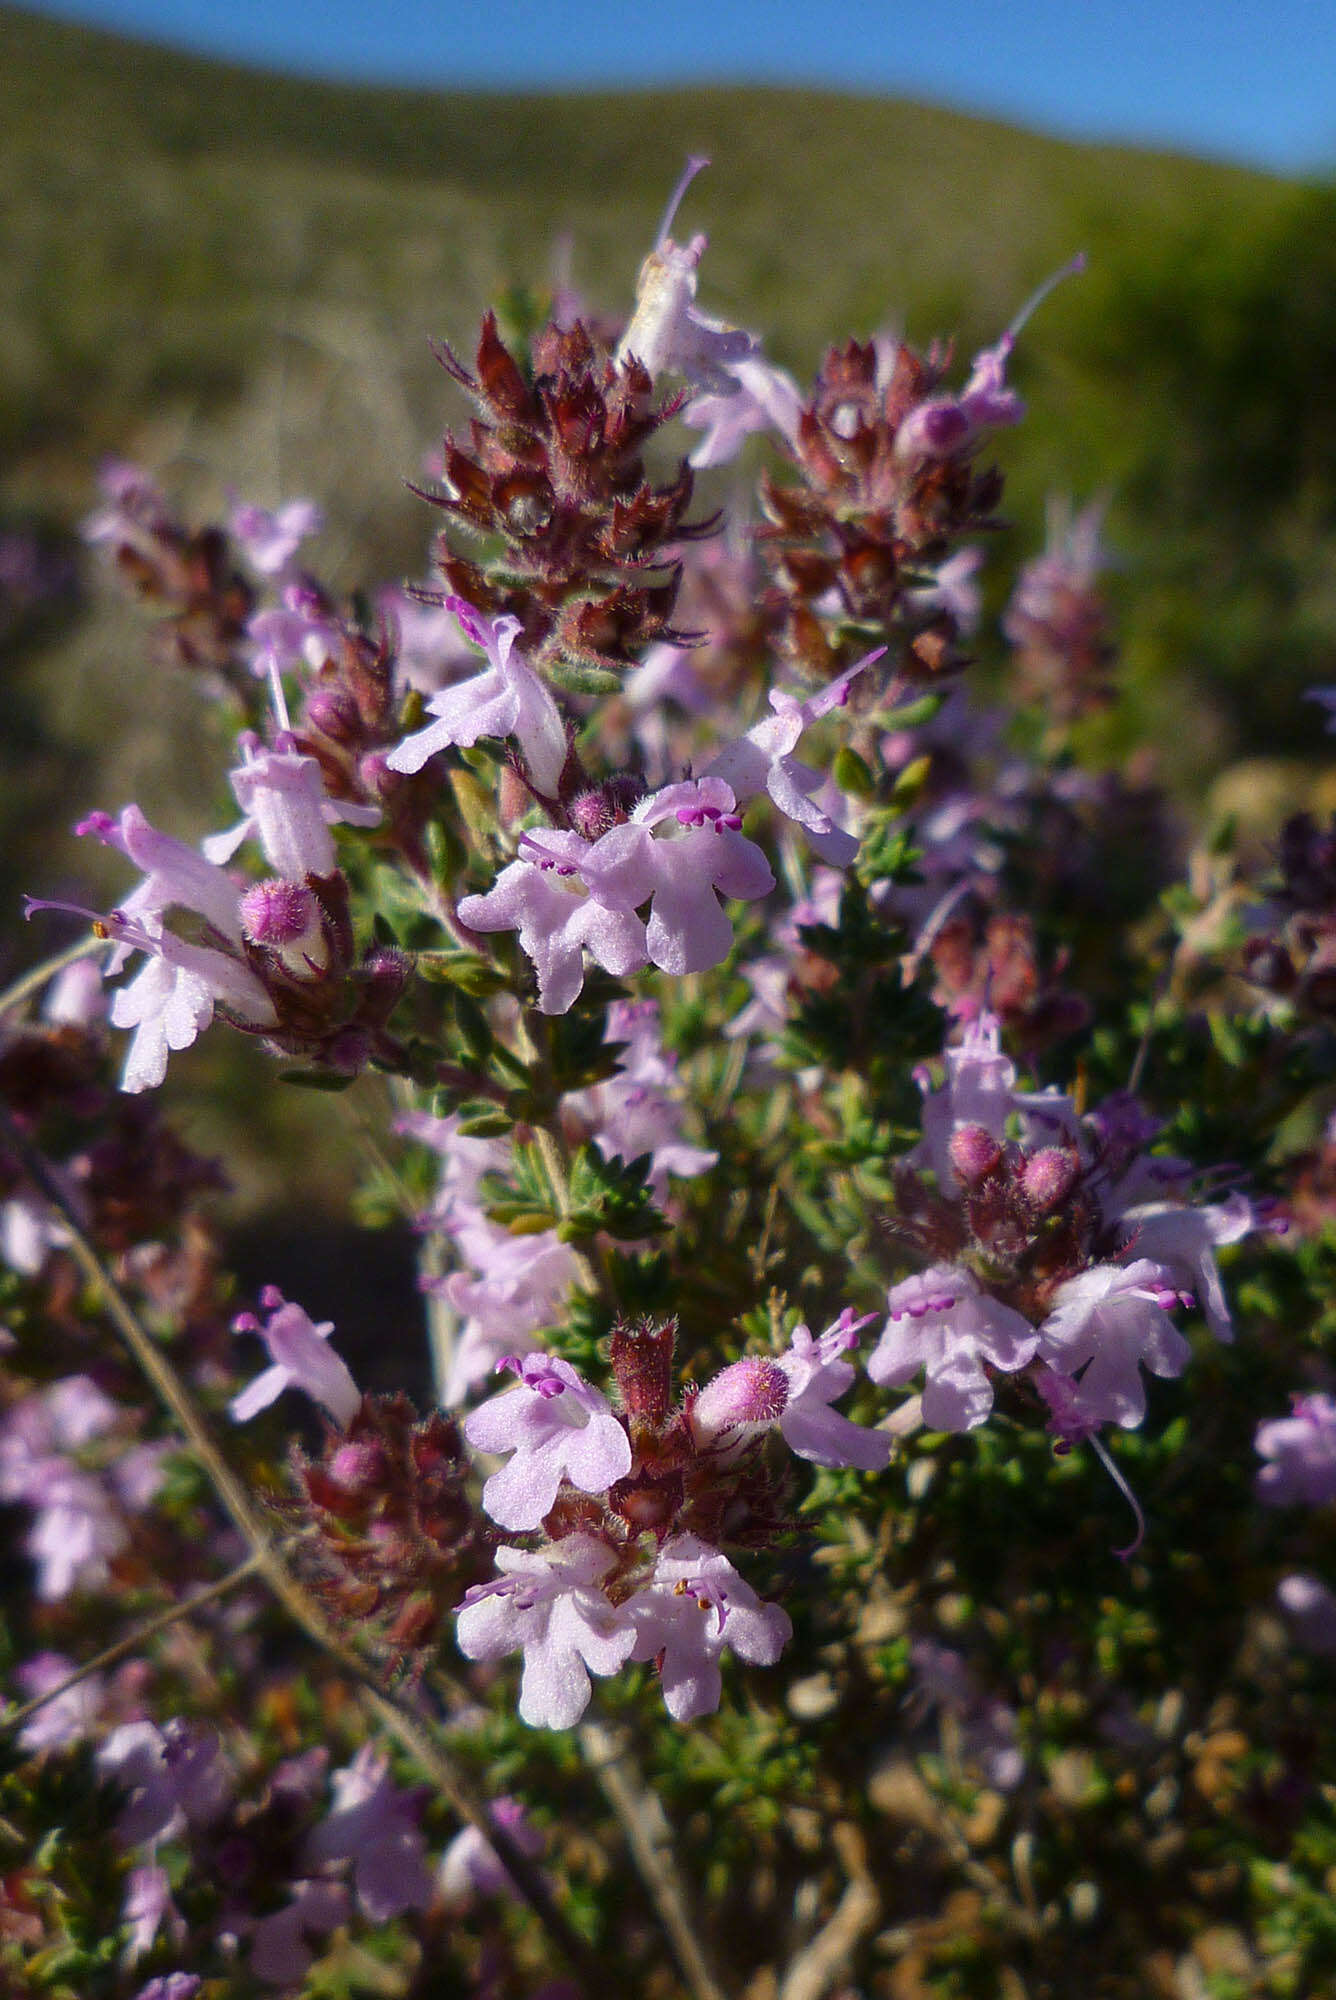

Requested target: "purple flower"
[
  {"left": 246, "top": 1879, "right": 350, "bottom": 1986},
  {"left": 386, "top": 599, "right": 568, "bottom": 795},
  {"left": 870, "top": 1267, "right": 1038, "bottom": 1431},
  {"left": 230, "top": 1288, "right": 360, "bottom": 1427},
  {"left": 704, "top": 652, "right": 880, "bottom": 866},
  {"left": 105, "top": 935, "right": 276, "bottom": 1093},
  {"left": 204, "top": 733, "right": 377, "bottom": 878},
  {"left": 1116, "top": 1193, "right": 1253, "bottom": 1343},
  {"left": 1036, "top": 1259, "right": 1190, "bottom": 1430},
  {"left": 458, "top": 824, "right": 653, "bottom": 1016},
  {"left": 894, "top": 257, "right": 1084, "bottom": 463},
  {"left": 906, "top": 548, "right": 984, "bottom": 634},
  {"left": 133, "top": 1977, "right": 202, "bottom": 2000},
  {"left": 455, "top": 1535, "right": 637, "bottom": 1729},
  {"left": 11, "top": 1652, "right": 105, "bottom": 1752},
  {"left": 625, "top": 1535, "right": 792, "bottom": 1722},
  {"left": 230, "top": 496, "right": 323, "bottom": 575},
  {"left": 97, "top": 1719, "right": 233, "bottom": 1848},
  {"left": 433, "top": 1233, "right": 580, "bottom": 1406},
  {"left": 683, "top": 353, "right": 804, "bottom": 467},
  {"left": 1255, "top": 1394, "right": 1336, "bottom": 1507},
  {"left": 630, "top": 777, "right": 775, "bottom": 975},
  {"left": 562, "top": 999, "right": 717, "bottom": 1200},
  {"left": 69, "top": 802, "right": 283, "bottom": 1089},
  {"left": 0, "top": 1378, "right": 134, "bottom": 1599},
  {"left": 78, "top": 802, "right": 246, "bottom": 945},
  {"left": 439, "top": 1796, "right": 544, "bottom": 1905},
  {"left": 379, "top": 585, "right": 479, "bottom": 692},
  {"left": 776, "top": 1310, "right": 891, "bottom": 1470},
  {"left": 121, "top": 1863, "right": 185, "bottom": 1966},
  {"left": 246, "top": 593, "right": 342, "bottom": 681},
  {"left": 463, "top": 1354, "right": 632, "bottom": 1532},
  {"left": 913, "top": 1011, "right": 1078, "bottom": 1190},
  {"left": 303, "top": 1745, "right": 434, "bottom": 1921},
  {"left": 908, "top": 1639, "right": 1024, "bottom": 1791}
]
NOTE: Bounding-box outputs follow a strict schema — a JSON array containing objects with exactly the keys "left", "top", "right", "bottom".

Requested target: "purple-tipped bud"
[
  {"left": 1019, "top": 1147, "right": 1080, "bottom": 1213},
  {"left": 240, "top": 879, "right": 314, "bottom": 946},
  {"left": 568, "top": 776, "right": 644, "bottom": 841},
  {"left": 239, "top": 878, "right": 329, "bottom": 977},
  {"left": 949, "top": 1124, "right": 1004, "bottom": 1185},
  {"left": 569, "top": 789, "right": 619, "bottom": 841},
  {"left": 689, "top": 1356, "right": 789, "bottom": 1450},
  {"left": 304, "top": 682, "right": 362, "bottom": 745},
  {"left": 327, "top": 1439, "right": 386, "bottom": 1489},
  {"left": 356, "top": 751, "right": 398, "bottom": 801}
]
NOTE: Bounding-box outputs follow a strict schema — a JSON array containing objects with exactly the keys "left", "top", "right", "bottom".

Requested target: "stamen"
[
  {"left": 999, "top": 252, "right": 1088, "bottom": 355},
  {"left": 1090, "top": 1434, "right": 1146, "bottom": 1562},
  {"left": 655, "top": 155, "right": 711, "bottom": 246}
]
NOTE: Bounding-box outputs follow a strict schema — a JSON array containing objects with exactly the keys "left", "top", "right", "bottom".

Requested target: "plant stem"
[
  {"left": 1, "top": 1552, "right": 267, "bottom": 1738},
  {"left": 0, "top": 936, "right": 107, "bottom": 1017},
  {"left": 579, "top": 1717, "right": 729, "bottom": 2000}
]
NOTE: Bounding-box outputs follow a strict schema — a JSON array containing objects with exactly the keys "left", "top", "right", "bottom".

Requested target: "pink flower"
[
  {"left": 439, "top": 1796, "right": 544, "bottom": 1905},
  {"left": 386, "top": 599, "right": 568, "bottom": 796},
  {"left": 230, "top": 497, "right": 323, "bottom": 575},
  {"left": 230, "top": 1288, "right": 360, "bottom": 1428},
  {"left": 689, "top": 1356, "right": 789, "bottom": 1455},
  {"left": 204, "top": 734, "right": 378, "bottom": 878},
  {"left": 455, "top": 1535, "right": 636, "bottom": 1729},
  {"left": 105, "top": 933, "right": 277, "bottom": 1093},
  {"left": 913, "top": 1011, "right": 1078, "bottom": 1190},
  {"left": 776, "top": 1310, "right": 891, "bottom": 1470},
  {"left": 1255, "top": 1393, "right": 1336, "bottom": 1507},
  {"left": 1037, "top": 1259, "right": 1190, "bottom": 1429},
  {"left": 11, "top": 1652, "right": 105, "bottom": 1752},
  {"left": 704, "top": 653, "right": 880, "bottom": 866},
  {"left": 1116, "top": 1193, "right": 1253, "bottom": 1343},
  {"left": 302, "top": 1745, "right": 434, "bottom": 1921},
  {"left": 122, "top": 1863, "right": 184, "bottom": 1965},
  {"left": 683, "top": 353, "right": 804, "bottom": 468},
  {"left": 458, "top": 825, "right": 653, "bottom": 1016},
  {"left": 562, "top": 999, "right": 717, "bottom": 1200},
  {"left": 625, "top": 1535, "right": 792, "bottom": 1721},
  {"left": 870, "top": 1267, "right": 1038, "bottom": 1431},
  {"left": 630, "top": 777, "right": 775, "bottom": 974},
  {"left": 463, "top": 1354, "right": 631, "bottom": 1532}
]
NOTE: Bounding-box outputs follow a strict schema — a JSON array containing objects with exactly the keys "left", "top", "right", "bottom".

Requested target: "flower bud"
[
  {"left": 1019, "top": 1147, "right": 1080, "bottom": 1213},
  {"left": 610, "top": 1316, "right": 677, "bottom": 1425},
  {"left": 304, "top": 681, "right": 362, "bottom": 745},
  {"left": 239, "top": 879, "right": 329, "bottom": 976},
  {"left": 689, "top": 1357, "right": 788, "bottom": 1451},
  {"left": 948, "top": 1123, "right": 1003, "bottom": 1185}
]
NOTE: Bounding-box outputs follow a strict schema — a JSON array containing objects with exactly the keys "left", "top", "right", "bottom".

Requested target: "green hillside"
[
  {"left": 4, "top": 3, "right": 1336, "bottom": 1205},
  {"left": 0, "top": 1, "right": 1283, "bottom": 494}
]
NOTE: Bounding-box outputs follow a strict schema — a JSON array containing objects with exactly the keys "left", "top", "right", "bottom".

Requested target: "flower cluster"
[
  {"left": 869, "top": 1012, "right": 1253, "bottom": 1439},
  {"left": 10, "top": 147, "right": 1335, "bottom": 2000},
  {"left": 454, "top": 1310, "right": 887, "bottom": 1727}
]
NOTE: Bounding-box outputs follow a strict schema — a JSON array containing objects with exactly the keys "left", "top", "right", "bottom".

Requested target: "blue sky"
[{"left": 24, "top": 0, "right": 1336, "bottom": 174}]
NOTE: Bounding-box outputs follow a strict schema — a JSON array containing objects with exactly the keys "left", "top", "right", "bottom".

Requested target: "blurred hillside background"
[{"left": 5, "top": 0, "right": 1336, "bottom": 1232}]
